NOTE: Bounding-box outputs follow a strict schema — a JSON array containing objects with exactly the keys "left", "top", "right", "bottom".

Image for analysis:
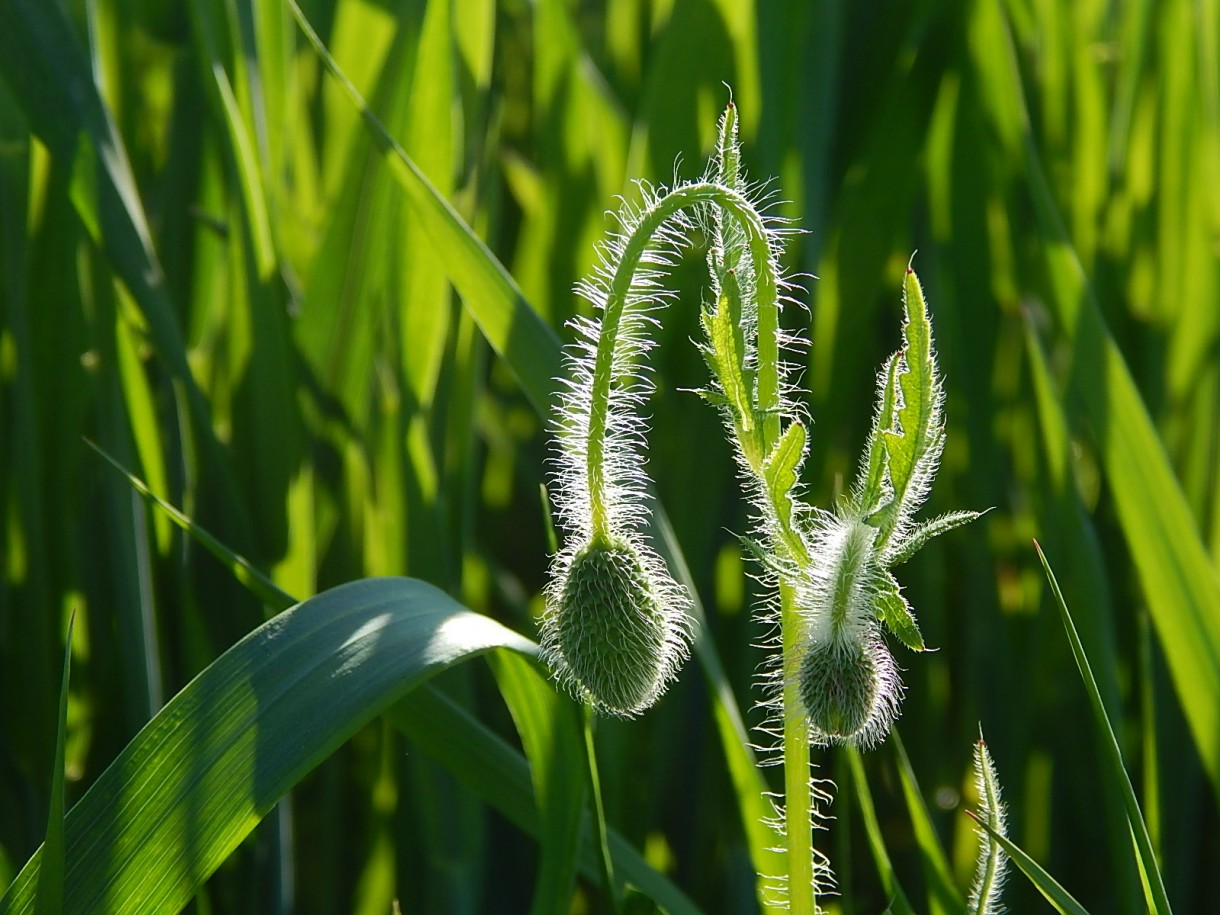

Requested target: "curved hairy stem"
[{"left": 584, "top": 181, "right": 777, "bottom": 540}]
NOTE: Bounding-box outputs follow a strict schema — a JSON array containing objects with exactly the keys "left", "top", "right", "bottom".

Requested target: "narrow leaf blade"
[
  {"left": 885, "top": 510, "right": 983, "bottom": 567},
  {"left": 1034, "top": 542, "right": 1172, "bottom": 915},
  {"left": 966, "top": 814, "right": 1091, "bottom": 915},
  {"left": 879, "top": 267, "right": 944, "bottom": 545},
  {"left": 33, "top": 615, "right": 73, "bottom": 915}
]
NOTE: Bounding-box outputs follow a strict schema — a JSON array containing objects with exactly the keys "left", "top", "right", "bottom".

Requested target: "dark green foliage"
[{"left": 0, "top": 0, "right": 1216, "bottom": 912}]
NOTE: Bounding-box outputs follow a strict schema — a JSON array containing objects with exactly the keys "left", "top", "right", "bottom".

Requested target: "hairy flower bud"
[
  {"left": 542, "top": 537, "right": 685, "bottom": 717},
  {"left": 796, "top": 632, "right": 898, "bottom": 747}
]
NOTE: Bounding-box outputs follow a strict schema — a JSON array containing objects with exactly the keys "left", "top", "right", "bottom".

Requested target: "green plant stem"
[
  {"left": 584, "top": 182, "right": 775, "bottom": 540},
  {"left": 582, "top": 702, "right": 620, "bottom": 915},
  {"left": 780, "top": 582, "right": 817, "bottom": 914}
]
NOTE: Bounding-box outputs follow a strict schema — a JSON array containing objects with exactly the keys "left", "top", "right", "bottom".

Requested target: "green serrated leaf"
[
  {"left": 880, "top": 267, "right": 944, "bottom": 546},
  {"left": 706, "top": 272, "right": 753, "bottom": 428},
  {"left": 968, "top": 732, "right": 1008, "bottom": 915},
  {"left": 876, "top": 573, "right": 925, "bottom": 652},
  {"left": 763, "top": 420, "right": 807, "bottom": 529},
  {"left": 885, "top": 510, "right": 983, "bottom": 567}
]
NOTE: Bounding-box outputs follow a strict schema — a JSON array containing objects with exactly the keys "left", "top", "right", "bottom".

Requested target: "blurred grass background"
[{"left": 1, "top": 0, "right": 1217, "bottom": 912}]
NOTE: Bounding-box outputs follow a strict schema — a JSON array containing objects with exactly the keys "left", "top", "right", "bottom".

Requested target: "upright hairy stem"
[{"left": 780, "top": 584, "right": 817, "bottom": 915}]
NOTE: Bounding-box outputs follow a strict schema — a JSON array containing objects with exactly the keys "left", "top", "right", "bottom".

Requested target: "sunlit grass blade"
[
  {"left": 33, "top": 614, "right": 72, "bottom": 915},
  {"left": 0, "top": 0, "right": 254, "bottom": 545},
  {"left": 186, "top": 0, "right": 276, "bottom": 280},
  {"left": 85, "top": 440, "right": 292, "bottom": 609},
  {"left": 649, "top": 501, "right": 786, "bottom": 912},
  {"left": 581, "top": 706, "right": 621, "bottom": 913},
  {"left": 0, "top": 579, "right": 536, "bottom": 915},
  {"left": 845, "top": 749, "right": 915, "bottom": 915},
  {"left": 1034, "top": 541, "right": 1173, "bottom": 914},
  {"left": 966, "top": 814, "right": 1090, "bottom": 915}
]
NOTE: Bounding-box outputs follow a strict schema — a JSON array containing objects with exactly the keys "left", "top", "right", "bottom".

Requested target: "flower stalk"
[{"left": 543, "top": 100, "right": 977, "bottom": 911}]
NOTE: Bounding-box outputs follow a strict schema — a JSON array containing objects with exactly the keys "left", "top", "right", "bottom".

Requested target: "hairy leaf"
[{"left": 876, "top": 572, "right": 925, "bottom": 652}]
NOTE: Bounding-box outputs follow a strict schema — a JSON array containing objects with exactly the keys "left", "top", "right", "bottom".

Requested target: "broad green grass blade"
[
  {"left": 33, "top": 614, "right": 72, "bottom": 915},
  {"left": 967, "top": 814, "right": 1090, "bottom": 915},
  {"left": 1034, "top": 542, "right": 1172, "bottom": 914},
  {"left": 987, "top": 2, "right": 1220, "bottom": 796},
  {"left": 90, "top": 447, "right": 691, "bottom": 912},
  {"left": 845, "top": 749, "right": 915, "bottom": 915},
  {"left": 486, "top": 652, "right": 584, "bottom": 914},
  {"left": 0, "top": 578, "right": 536, "bottom": 915}
]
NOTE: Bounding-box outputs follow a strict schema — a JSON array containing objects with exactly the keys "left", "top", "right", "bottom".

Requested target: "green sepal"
[
  {"left": 856, "top": 353, "right": 901, "bottom": 514},
  {"left": 885, "top": 509, "right": 983, "bottom": 567},
  {"left": 876, "top": 572, "right": 925, "bottom": 652},
  {"left": 879, "top": 268, "right": 943, "bottom": 545}
]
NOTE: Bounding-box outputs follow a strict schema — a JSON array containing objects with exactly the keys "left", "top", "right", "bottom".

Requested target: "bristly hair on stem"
[{"left": 540, "top": 179, "right": 699, "bottom": 717}]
